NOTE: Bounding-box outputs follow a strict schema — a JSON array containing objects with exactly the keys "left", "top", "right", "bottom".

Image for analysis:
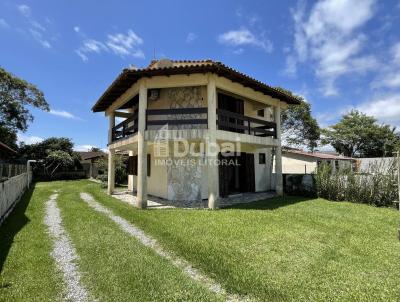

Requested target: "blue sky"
[{"left": 1, "top": 0, "right": 400, "bottom": 151}]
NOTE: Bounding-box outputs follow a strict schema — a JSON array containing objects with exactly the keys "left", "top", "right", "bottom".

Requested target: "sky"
[{"left": 1, "top": 0, "right": 400, "bottom": 151}]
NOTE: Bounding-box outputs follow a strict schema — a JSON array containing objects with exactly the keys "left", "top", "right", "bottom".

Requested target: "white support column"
[
  {"left": 107, "top": 149, "right": 115, "bottom": 195},
  {"left": 128, "top": 150, "right": 134, "bottom": 191},
  {"left": 274, "top": 104, "right": 283, "bottom": 196},
  {"left": 108, "top": 111, "right": 115, "bottom": 144},
  {"left": 136, "top": 80, "right": 148, "bottom": 209},
  {"left": 206, "top": 74, "right": 219, "bottom": 209}
]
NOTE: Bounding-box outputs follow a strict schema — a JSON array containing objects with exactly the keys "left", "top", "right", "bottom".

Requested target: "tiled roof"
[
  {"left": 283, "top": 149, "right": 354, "bottom": 160},
  {"left": 77, "top": 151, "right": 106, "bottom": 161},
  {"left": 0, "top": 141, "right": 17, "bottom": 154},
  {"left": 92, "top": 59, "right": 301, "bottom": 112}
]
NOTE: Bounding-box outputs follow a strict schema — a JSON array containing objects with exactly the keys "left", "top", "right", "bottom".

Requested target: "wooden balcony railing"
[
  {"left": 111, "top": 108, "right": 276, "bottom": 142},
  {"left": 217, "top": 109, "right": 277, "bottom": 138},
  {"left": 111, "top": 112, "right": 138, "bottom": 142},
  {"left": 146, "top": 107, "right": 208, "bottom": 129}
]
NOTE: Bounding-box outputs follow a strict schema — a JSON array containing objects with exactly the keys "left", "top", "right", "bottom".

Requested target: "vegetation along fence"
[
  {"left": 284, "top": 159, "right": 399, "bottom": 208},
  {"left": 0, "top": 163, "right": 32, "bottom": 226}
]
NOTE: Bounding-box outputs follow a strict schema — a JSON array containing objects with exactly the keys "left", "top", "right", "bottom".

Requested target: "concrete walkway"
[{"left": 112, "top": 189, "right": 276, "bottom": 209}]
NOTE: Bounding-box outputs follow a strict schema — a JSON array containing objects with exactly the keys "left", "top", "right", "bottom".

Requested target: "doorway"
[{"left": 219, "top": 152, "right": 255, "bottom": 197}]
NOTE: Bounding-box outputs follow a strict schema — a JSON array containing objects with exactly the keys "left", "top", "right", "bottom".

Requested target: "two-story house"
[{"left": 92, "top": 59, "right": 300, "bottom": 209}]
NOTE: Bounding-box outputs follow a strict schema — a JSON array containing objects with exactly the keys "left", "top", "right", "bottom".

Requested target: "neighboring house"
[
  {"left": 281, "top": 149, "right": 355, "bottom": 174},
  {"left": 0, "top": 141, "right": 17, "bottom": 161},
  {"left": 77, "top": 151, "right": 106, "bottom": 178},
  {"left": 92, "top": 59, "right": 300, "bottom": 209}
]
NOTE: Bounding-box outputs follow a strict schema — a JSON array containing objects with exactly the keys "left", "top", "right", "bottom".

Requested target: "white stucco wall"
[
  {"left": 254, "top": 148, "right": 272, "bottom": 192},
  {"left": 280, "top": 153, "right": 353, "bottom": 174},
  {"left": 281, "top": 154, "right": 318, "bottom": 174},
  {"left": 129, "top": 149, "right": 169, "bottom": 200}
]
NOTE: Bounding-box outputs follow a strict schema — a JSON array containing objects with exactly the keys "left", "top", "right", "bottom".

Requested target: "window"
[
  {"left": 335, "top": 160, "right": 339, "bottom": 170},
  {"left": 127, "top": 155, "right": 138, "bottom": 175},
  {"left": 259, "top": 153, "right": 266, "bottom": 164},
  {"left": 257, "top": 109, "right": 265, "bottom": 117},
  {"left": 127, "top": 155, "right": 150, "bottom": 176}
]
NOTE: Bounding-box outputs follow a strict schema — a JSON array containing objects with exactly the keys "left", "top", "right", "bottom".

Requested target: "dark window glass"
[
  {"left": 259, "top": 153, "right": 266, "bottom": 164},
  {"left": 257, "top": 109, "right": 264, "bottom": 117}
]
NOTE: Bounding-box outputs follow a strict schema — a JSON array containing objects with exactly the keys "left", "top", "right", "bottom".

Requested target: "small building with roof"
[{"left": 281, "top": 149, "right": 355, "bottom": 174}]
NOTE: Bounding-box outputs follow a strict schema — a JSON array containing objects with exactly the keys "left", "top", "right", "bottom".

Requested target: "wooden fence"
[
  {"left": 0, "top": 165, "right": 32, "bottom": 226},
  {"left": 0, "top": 163, "right": 27, "bottom": 182}
]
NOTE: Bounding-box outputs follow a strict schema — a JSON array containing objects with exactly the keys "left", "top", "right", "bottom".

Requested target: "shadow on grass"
[
  {"left": 224, "top": 195, "right": 312, "bottom": 210},
  {"left": 0, "top": 183, "right": 34, "bottom": 273}
]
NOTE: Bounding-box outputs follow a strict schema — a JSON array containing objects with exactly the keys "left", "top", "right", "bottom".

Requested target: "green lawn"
[{"left": 1, "top": 180, "right": 400, "bottom": 301}]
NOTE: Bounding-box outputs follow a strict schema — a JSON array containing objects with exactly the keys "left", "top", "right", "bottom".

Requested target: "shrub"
[
  {"left": 315, "top": 160, "right": 398, "bottom": 207},
  {"left": 95, "top": 155, "right": 128, "bottom": 185}
]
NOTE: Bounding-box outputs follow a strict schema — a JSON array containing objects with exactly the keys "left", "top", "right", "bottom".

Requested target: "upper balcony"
[{"left": 110, "top": 107, "right": 276, "bottom": 143}]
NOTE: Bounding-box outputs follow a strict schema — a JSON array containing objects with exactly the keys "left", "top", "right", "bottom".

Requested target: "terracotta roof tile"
[
  {"left": 92, "top": 59, "right": 301, "bottom": 112},
  {"left": 283, "top": 149, "right": 354, "bottom": 160}
]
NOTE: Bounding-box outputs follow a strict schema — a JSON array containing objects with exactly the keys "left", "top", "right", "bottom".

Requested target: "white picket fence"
[{"left": 0, "top": 171, "right": 32, "bottom": 226}]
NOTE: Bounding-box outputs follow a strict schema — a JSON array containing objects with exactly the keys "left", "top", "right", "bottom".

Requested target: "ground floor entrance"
[{"left": 218, "top": 152, "right": 255, "bottom": 197}]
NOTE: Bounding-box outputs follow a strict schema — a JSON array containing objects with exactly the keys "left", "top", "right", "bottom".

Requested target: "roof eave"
[{"left": 92, "top": 62, "right": 300, "bottom": 112}]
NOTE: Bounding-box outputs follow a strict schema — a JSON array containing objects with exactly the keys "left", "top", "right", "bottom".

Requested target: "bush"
[
  {"left": 96, "top": 174, "right": 108, "bottom": 188},
  {"left": 285, "top": 174, "right": 316, "bottom": 197},
  {"left": 315, "top": 160, "right": 398, "bottom": 207},
  {"left": 95, "top": 155, "right": 128, "bottom": 185}
]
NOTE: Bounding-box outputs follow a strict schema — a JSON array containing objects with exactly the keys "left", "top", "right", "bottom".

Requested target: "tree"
[
  {"left": 44, "top": 150, "right": 74, "bottom": 178},
  {"left": 322, "top": 110, "right": 400, "bottom": 157},
  {"left": 19, "top": 137, "right": 82, "bottom": 178},
  {"left": 276, "top": 87, "right": 321, "bottom": 151},
  {"left": 90, "top": 147, "right": 101, "bottom": 152},
  {"left": 0, "top": 67, "right": 49, "bottom": 148},
  {"left": 19, "top": 137, "right": 74, "bottom": 160}
]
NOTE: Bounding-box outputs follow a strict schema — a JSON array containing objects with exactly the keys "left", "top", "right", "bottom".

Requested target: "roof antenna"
[{"left": 153, "top": 47, "right": 156, "bottom": 60}]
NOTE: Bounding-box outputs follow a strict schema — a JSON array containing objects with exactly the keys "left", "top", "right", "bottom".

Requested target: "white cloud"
[
  {"left": 0, "top": 18, "right": 9, "bottom": 28},
  {"left": 73, "top": 26, "right": 80, "bottom": 33},
  {"left": 233, "top": 48, "right": 244, "bottom": 55},
  {"left": 16, "top": 4, "right": 54, "bottom": 49},
  {"left": 283, "top": 55, "right": 297, "bottom": 77},
  {"left": 287, "top": 0, "right": 377, "bottom": 95},
  {"left": 371, "top": 41, "right": 400, "bottom": 89},
  {"left": 73, "top": 144, "right": 96, "bottom": 152},
  {"left": 75, "top": 29, "right": 144, "bottom": 61},
  {"left": 29, "top": 29, "right": 51, "bottom": 48},
  {"left": 186, "top": 32, "right": 197, "bottom": 43},
  {"left": 17, "top": 4, "right": 31, "bottom": 17},
  {"left": 73, "top": 145, "right": 108, "bottom": 153},
  {"left": 217, "top": 28, "right": 273, "bottom": 53},
  {"left": 83, "top": 39, "right": 107, "bottom": 53},
  {"left": 357, "top": 94, "right": 400, "bottom": 128},
  {"left": 106, "top": 30, "right": 144, "bottom": 57},
  {"left": 372, "top": 73, "right": 400, "bottom": 89},
  {"left": 17, "top": 133, "right": 43, "bottom": 145},
  {"left": 392, "top": 42, "right": 400, "bottom": 64},
  {"left": 49, "top": 109, "right": 80, "bottom": 119},
  {"left": 75, "top": 50, "right": 88, "bottom": 62}
]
